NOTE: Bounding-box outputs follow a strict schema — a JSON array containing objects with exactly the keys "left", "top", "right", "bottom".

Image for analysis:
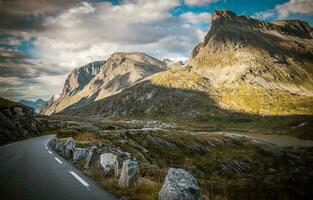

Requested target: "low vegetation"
[{"left": 48, "top": 115, "right": 313, "bottom": 199}]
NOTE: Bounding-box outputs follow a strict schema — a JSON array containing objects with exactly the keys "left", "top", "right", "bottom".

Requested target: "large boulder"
[
  {"left": 159, "top": 168, "right": 201, "bottom": 200},
  {"left": 118, "top": 160, "right": 139, "bottom": 188},
  {"left": 64, "top": 137, "right": 75, "bottom": 150},
  {"left": 100, "top": 153, "right": 119, "bottom": 176},
  {"left": 85, "top": 145, "right": 97, "bottom": 169},
  {"left": 54, "top": 139, "right": 65, "bottom": 154},
  {"left": 63, "top": 137, "right": 75, "bottom": 159},
  {"left": 73, "top": 148, "right": 89, "bottom": 161}
]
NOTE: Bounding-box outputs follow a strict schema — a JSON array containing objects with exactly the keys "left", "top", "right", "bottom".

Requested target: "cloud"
[
  {"left": 180, "top": 12, "right": 211, "bottom": 24},
  {"left": 0, "top": 0, "right": 212, "bottom": 101},
  {"left": 0, "top": 37, "right": 22, "bottom": 46},
  {"left": 0, "top": 0, "right": 85, "bottom": 33},
  {"left": 0, "top": 74, "right": 66, "bottom": 101},
  {"left": 252, "top": 10, "right": 274, "bottom": 20},
  {"left": 184, "top": 0, "right": 217, "bottom": 7},
  {"left": 276, "top": 0, "right": 313, "bottom": 18},
  {"left": 34, "top": 0, "right": 207, "bottom": 66}
]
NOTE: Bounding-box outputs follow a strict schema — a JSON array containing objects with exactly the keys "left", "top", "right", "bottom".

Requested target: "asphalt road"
[{"left": 0, "top": 135, "right": 116, "bottom": 200}]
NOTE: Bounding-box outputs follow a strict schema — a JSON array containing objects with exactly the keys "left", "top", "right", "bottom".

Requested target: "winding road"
[{"left": 0, "top": 135, "right": 116, "bottom": 200}]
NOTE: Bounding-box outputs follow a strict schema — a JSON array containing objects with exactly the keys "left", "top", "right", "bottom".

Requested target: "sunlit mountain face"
[{"left": 0, "top": 0, "right": 312, "bottom": 102}]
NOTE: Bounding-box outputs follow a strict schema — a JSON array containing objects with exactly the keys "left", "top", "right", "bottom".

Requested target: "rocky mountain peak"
[
  {"left": 108, "top": 52, "right": 165, "bottom": 67},
  {"left": 62, "top": 61, "right": 104, "bottom": 96},
  {"left": 211, "top": 10, "right": 237, "bottom": 22},
  {"left": 40, "top": 52, "right": 167, "bottom": 115}
]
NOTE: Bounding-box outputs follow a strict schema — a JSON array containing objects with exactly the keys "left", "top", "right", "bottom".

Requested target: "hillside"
[
  {"left": 61, "top": 10, "right": 313, "bottom": 121},
  {"left": 0, "top": 97, "right": 42, "bottom": 145},
  {"left": 40, "top": 53, "right": 168, "bottom": 115}
]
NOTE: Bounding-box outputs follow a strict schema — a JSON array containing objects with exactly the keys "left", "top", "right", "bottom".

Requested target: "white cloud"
[
  {"left": 1, "top": 0, "right": 212, "bottom": 100},
  {"left": 180, "top": 12, "right": 211, "bottom": 24},
  {"left": 252, "top": 10, "right": 274, "bottom": 20},
  {"left": 185, "top": 0, "right": 217, "bottom": 7},
  {"left": 33, "top": 0, "right": 209, "bottom": 68},
  {"left": 276, "top": 0, "right": 313, "bottom": 18}
]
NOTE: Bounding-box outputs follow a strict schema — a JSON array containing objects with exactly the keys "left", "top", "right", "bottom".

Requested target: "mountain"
[
  {"left": 40, "top": 52, "right": 167, "bottom": 115},
  {"left": 0, "top": 97, "right": 42, "bottom": 145},
  {"left": 18, "top": 99, "right": 46, "bottom": 112},
  {"left": 61, "top": 10, "right": 313, "bottom": 119},
  {"left": 40, "top": 61, "right": 103, "bottom": 115},
  {"left": 188, "top": 10, "right": 313, "bottom": 115}
]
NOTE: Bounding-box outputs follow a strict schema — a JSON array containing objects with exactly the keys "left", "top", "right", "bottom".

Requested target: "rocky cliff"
[
  {"left": 0, "top": 97, "right": 42, "bottom": 145},
  {"left": 62, "top": 10, "right": 313, "bottom": 118},
  {"left": 40, "top": 52, "right": 167, "bottom": 115}
]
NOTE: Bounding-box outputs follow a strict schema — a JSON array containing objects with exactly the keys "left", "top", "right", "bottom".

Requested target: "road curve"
[{"left": 0, "top": 135, "right": 116, "bottom": 200}]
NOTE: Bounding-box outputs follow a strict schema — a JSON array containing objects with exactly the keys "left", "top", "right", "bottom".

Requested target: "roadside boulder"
[
  {"left": 159, "top": 168, "right": 201, "bottom": 200},
  {"left": 55, "top": 140, "right": 65, "bottom": 154},
  {"left": 64, "top": 137, "right": 75, "bottom": 149},
  {"left": 118, "top": 160, "right": 139, "bottom": 188},
  {"left": 73, "top": 148, "right": 89, "bottom": 161},
  {"left": 85, "top": 145, "right": 97, "bottom": 169},
  {"left": 64, "top": 137, "right": 75, "bottom": 159},
  {"left": 100, "top": 153, "right": 119, "bottom": 177}
]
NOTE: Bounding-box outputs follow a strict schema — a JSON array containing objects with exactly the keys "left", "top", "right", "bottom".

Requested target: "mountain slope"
[
  {"left": 40, "top": 52, "right": 167, "bottom": 115},
  {"left": 18, "top": 99, "right": 46, "bottom": 112},
  {"left": 40, "top": 61, "right": 103, "bottom": 115},
  {"left": 0, "top": 97, "right": 42, "bottom": 145},
  {"left": 188, "top": 10, "right": 313, "bottom": 115},
  {"left": 62, "top": 10, "right": 313, "bottom": 119}
]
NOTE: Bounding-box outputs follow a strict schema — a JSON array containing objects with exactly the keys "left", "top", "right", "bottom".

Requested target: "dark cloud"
[{"left": 0, "top": 0, "right": 85, "bottom": 33}]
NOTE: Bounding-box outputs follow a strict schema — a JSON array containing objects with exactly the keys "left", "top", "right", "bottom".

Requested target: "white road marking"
[
  {"left": 54, "top": 157, "right": 62, "bottom": 164},
  {"left": 45, "top": 147, "right": 48, "bottom": 150},
  {"left": 48, "top": 151, "right": 52, "bottom": 154},
  {"left": 69, "top": 171, "right": 90, "bottom": 187}
]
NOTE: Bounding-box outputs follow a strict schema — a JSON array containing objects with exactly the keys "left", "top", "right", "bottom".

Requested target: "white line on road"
[
  {"left": 69, "top": 171, "right": 90, "bottom": 187},
  {"left": 54, "top": 157, "right": 63, "bottom": 164},
  {"left": 45, "top": 147, "right": 48, "bottom": 150},
  {"left": 48, "top": 151, "right": 52, "bottom": 154}
]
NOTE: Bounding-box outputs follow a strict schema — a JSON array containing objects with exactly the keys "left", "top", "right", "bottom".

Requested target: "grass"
[{"left": 48, "top": 116, "right": 313, "bottom": 200}]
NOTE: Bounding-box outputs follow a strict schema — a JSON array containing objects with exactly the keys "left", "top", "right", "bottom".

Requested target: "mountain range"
[
  {"left": 41, "top": 10, "right": 313, "bottom": 119},
  {"left": 18, "top": 99, "right": 46, "bottom": 112},
  {"left": 40, "top": 53, "right": 183, "bottom": 115}
]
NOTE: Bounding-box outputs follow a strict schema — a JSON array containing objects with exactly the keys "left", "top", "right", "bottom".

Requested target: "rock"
[
  {"left": 251, "top": 139, "right": 285, "bottom": 157},
  {"left": 225, "top": 133, "right": 248, "bottom": 142},
  {"left": 64, "top": 148, "right": 74, "bottom": 159},
  {"left": 159, "top": 168, "right": 201, "bottom": 200},
  {"left": 73, "top": 148, "right": 89, "bottom": 161},
  {"left": 85, "top": 145, "right": 97, "bottom": 169},
  {"left": 118, "top": 160, "right": 139, "bottom": 188},
  {"left": 64, "top": 137, "right": 75, "bottom": 150},
  {"left": 63, "top": 137, "right": 75, "bottom": 159},
  {"left": 100, "top": 153, "right": 119, "bottom": 176},
  {"left": 54, "top": 139, "right": 65, "bottom": 155}
]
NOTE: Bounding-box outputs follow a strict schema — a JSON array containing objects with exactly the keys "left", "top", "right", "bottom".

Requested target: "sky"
[{"left": 0, "top": 0, "right": 312, "bottom": 101}]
